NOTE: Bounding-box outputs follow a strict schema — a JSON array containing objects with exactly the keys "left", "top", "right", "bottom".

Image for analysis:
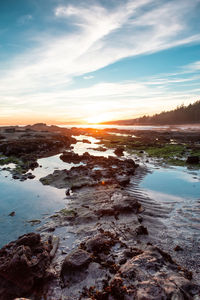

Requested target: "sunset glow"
[{"left": 0, "top": 0, "right": 200, "bottom": 124}]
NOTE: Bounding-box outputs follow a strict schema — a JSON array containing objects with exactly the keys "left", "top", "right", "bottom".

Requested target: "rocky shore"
[{"left": 0, "top": 124, "right": 199, "bottom": 299}]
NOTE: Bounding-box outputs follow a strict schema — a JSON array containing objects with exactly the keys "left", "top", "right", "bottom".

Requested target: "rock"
[
  {"left": 8, "top": 211, "right": 15, "bottom": 217},
  {"left": 114, "top": 147, "right": 124, "bottom": 156},
  {"left": 65, "top": 188, "right": 71, "bottom": 196},
  {"left": 135, "top": 225, "right": 148, "bottom": 235},
  {"left": 27, "top": 173, "right": 35, "bottom": 179},
  {"left": 115, "top": 174, "right": 130, "bottom": 186},
  {"left": 174, "top": 245, "right": 183, "bottom": 252},
  {"left": 82, "top": 139, "right": 91, "bottom": 144},
  {"left": 108, "top": 247, "right": 200, "bottom": 299},
  {"left": 41, "top": 153, "right": 137, "bottom": 190},
  {"left": 84, "top": 233, "right": 115, "bottom": 254},
  {"left": 186, "top": 156, "right": 199, "bottom": 164},
  {"left": 0, "top": 233, "right": 52, "bottom": 299},
  {"left": 61, "top": 249, "right": 91, "bottom": 273}
]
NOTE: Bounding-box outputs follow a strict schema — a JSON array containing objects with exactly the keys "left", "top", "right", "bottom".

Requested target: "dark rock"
[
  {"left": 65, "top": 188, "right": 71, "bottom": 196},
  {"left": 82, "top": 139, "right": 91, "bottom": 144},
  {"left": 84, "top": 233, "right": 115, "bottom": 254},
  {"left": 186, "top": 156, "right": 199, "bottom": 164},
  {"left": 135, "top": 225, "right": 148, "bottom": 235},
  {"left": 47, "top": 227, "right": 55, "bottom": 232},
  {"left": 41, "top": 152, "right": 137, "bottom": 190},
  {"left": 61, "top": 249, "right": 91, "bottom": 273},
  {"left": 0, "top": 233, "right": 52, "bottom": 299},
  {"left": 27, "top": 173, "right": 35, "bottom": 179},
  {"left": 8, "top": 211, "right": 15, "bottom": 217},
  {"left": 174, "top": 245, "right": 183, "bottom": 252},
  {"left": 114, "top": 147, "right": 124, "bottom": 156}
]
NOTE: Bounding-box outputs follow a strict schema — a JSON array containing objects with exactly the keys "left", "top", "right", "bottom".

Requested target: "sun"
[{"left": 86, "top": 115, "right": 106, "bottom": 124}]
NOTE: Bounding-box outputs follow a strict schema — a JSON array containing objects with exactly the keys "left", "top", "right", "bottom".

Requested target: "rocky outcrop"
[
  {"left": 0, "top": 233, "right": 52, "bottom": 300},
  {"left": 107, "top": 246, "right": 200, "bottom": 299},
  {"left": 0, "top": 135, "right": 75, "bottom": 157},
  {"left": 41, "top": 152, "right": 138, "bottom": 190}
]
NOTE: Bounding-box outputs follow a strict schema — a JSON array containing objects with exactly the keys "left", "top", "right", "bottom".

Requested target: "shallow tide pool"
[
  {"left": 138, "top": 165, "right": 200, "bottom": 279},
  {"left": 0, "top": 169, "right": 66, "bottom": 247}
]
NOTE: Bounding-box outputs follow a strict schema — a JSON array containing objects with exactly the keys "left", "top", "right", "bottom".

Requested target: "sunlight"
[
  {"left": 86, "top": 115, "right": 105, "bottom": 124},
  {"left": 85, "top": 111, "right": 115, "bottom": 124}
]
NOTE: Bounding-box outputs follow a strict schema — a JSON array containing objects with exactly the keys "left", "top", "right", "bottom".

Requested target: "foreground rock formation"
[
  {"left": 35, "top": 185, "right": 200, "bottom": 299},
  {"left": 0, "top": 125, "right": 199, "bottom": 299},
  {"left": 40, "top": 152, "right": 138, "bottom": 190},
  {"left": 0, "top": 233, "right": 52, "bottom": 300}
]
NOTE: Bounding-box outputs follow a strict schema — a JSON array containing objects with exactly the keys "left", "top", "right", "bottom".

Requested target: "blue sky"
[{"left": 0, "top": 0, "right": 200, "bottom": 124}]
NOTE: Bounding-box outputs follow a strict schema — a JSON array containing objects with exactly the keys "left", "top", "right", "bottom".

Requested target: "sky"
[{"left": 0, "top": 0, "right": 200, "bottom": 125}]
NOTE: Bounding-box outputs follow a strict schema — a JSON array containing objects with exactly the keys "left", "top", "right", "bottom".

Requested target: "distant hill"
[{"left": 103, "top": 100, "right": 200, "bottom": 125}]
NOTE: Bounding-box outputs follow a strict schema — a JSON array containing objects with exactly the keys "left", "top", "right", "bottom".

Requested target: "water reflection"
[
  {"left": 0, "top": 170, "right": 66, "bottom": 247},
  {"left": 139, "top": 165, "right": 200, "bottom": 279}
]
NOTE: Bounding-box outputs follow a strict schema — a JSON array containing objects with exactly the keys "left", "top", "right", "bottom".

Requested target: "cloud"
[
  {"left": 0, "top": 0, "right": 200, "bottom": 122},
  {"left": 1, "top": 65, "right": 199, "bottom": 122},
  {"left": 83, "top": 75, "right": 94, "bottom": 80},
  {"left": 18, "top": 14, "right": 33, "bottom": 25}
]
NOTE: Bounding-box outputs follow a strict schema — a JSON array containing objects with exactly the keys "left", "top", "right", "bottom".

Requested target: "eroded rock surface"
[
  {"left": 0, "top": 233, "right": 52, "bottom": 300},
  {"left": 40, "top": 152, "right": 137, "bottom": 189}
]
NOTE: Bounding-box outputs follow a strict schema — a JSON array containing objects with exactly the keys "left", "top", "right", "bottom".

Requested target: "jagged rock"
[
  {"left": 41, "top": 153, "right": 137, "bottom": 190},
  {"left": 108, "top": 247, "right": 200, "bottom": 299},
  {"left": 0, "top": 233, "right": 52, "bottom": 300}
]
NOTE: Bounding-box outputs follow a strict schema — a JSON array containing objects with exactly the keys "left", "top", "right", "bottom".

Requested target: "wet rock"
[
  {"left": 41, "top": 153, "right": 137, "bottom": 190},
  {"left": 114, "top": 147, "right": 124, "bottom": 156},
  {"left": 0, "top": 233, "right": 52, "bottom": 299},
  {"left": 65, "top": 188, "right": 71, "bottom": 196},
  {"left": 8, "top": 211, "right": 15, "bottom": 217},
  {"left": 174, "top": 245, "right": 183, "bottom": 252},
  {"left": 115, "top": 174, "right": 130, "bottom": 186},
  {"left": 135, "top": 225, "right": 148, "bottom": 235},
  {"left": 108, "top": 247, "right": 200, "bottom": 299},
  {"left": 82, "top": 139, "right": 91, "bottom": 144},
  {"left": 61, "top": 249, "right": 92, "bottom": 286},
  {"left": 60, "top": 152, "right": 83, "bottom": 164},
  {"left": 186, "top": 156, "right": 199, "bottom": 164},
  {"left": 93, "top": 146, "right": 107, "bottom": 152},
  {"left": 26, "top": 173, "right": 35, "bottom": 179},
  {"left": 61, "top": 249, "right": 91, "bottom": 273},
  {"left": 84, "top": 233, "right": 115, "bottom": 254}
]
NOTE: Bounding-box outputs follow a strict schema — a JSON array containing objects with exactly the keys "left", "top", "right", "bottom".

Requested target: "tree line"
[{"left": 106, "top": 100, "right": 200, "bottom": 125}]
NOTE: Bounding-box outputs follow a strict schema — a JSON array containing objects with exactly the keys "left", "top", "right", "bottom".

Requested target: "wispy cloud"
[
  {"left": 83, "top": 75, "right": 94, "bottom": 80},
  {"left": 17, "top": 14, "right": 33, "bottom": 25},
  {"left": 0, "top": 0, "right": 200, "bottom": 122}
]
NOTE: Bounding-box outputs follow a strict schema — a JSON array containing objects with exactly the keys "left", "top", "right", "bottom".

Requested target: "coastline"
[{"left": 0, "top": 124, "right": 199, "bottom": 299}]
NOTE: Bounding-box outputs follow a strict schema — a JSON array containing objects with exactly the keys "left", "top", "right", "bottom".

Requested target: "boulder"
[
  {"left": 84, "top": 233, "right": 115, "bottom": 254},
  {"left": 0, "top": 233, "right": 52, "bottom": 300},
  {"left": 61, "top": 249, "right": 91, "bottom": 273}
]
